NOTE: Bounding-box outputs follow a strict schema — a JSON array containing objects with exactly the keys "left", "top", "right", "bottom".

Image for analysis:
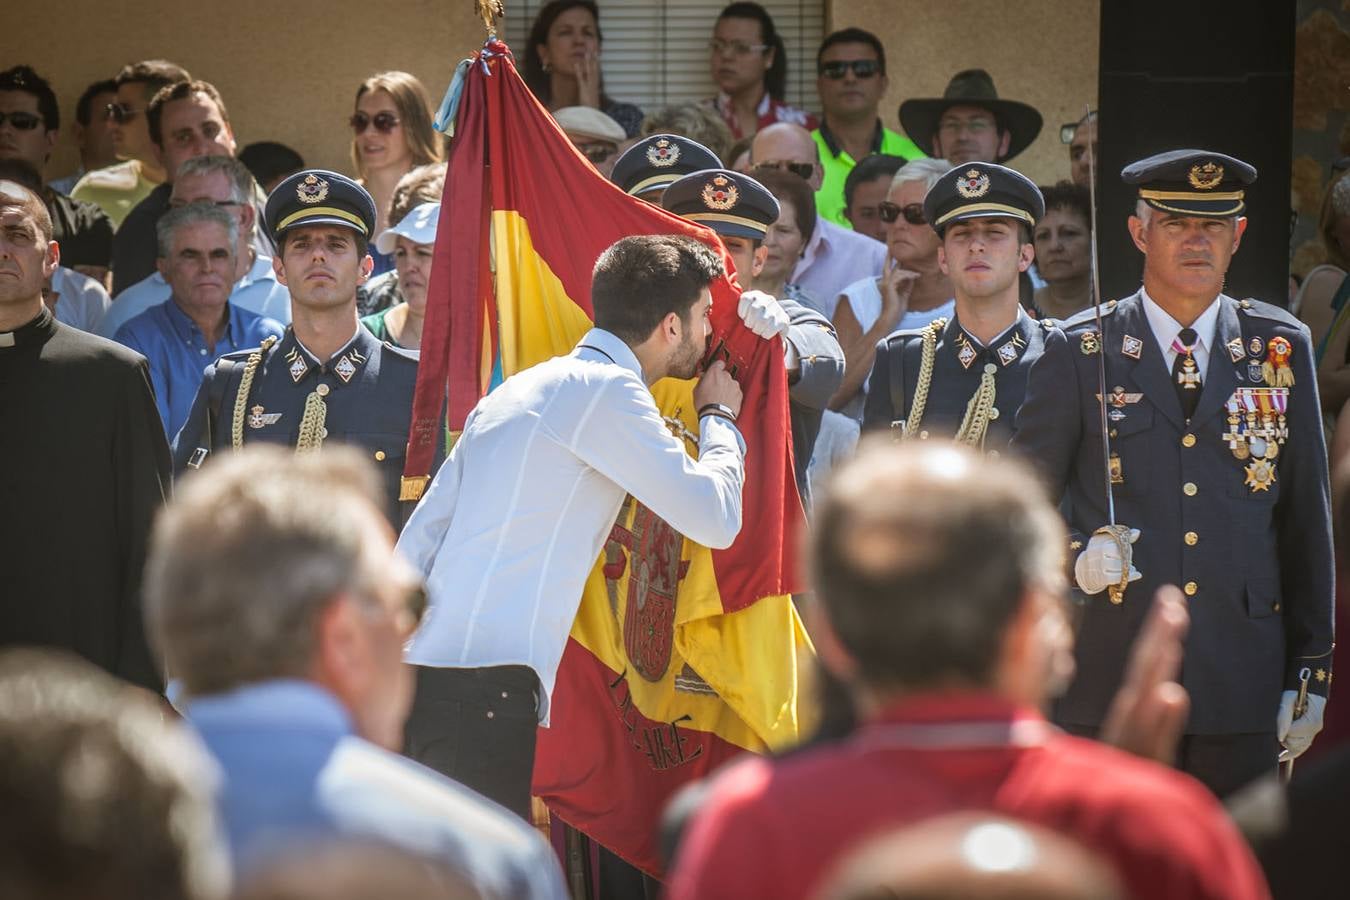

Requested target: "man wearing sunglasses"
[
  {"left": 751, "top": 122, "right": 888, "bottom": 317},
  {"left": 811, "top": 29, "right": 924, "bottom": 229},
  {"left": 0, "top": 66, "right": 114, "bottom": 285},
  {"left": 862, "top": 162, "right": 1048, "bottom": 453},
  {"left": 72, "top": 59, "right": 189, "bottom": 229}
]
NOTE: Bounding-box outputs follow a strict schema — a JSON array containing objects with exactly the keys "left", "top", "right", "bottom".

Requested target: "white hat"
[
  {"left": 375, "top": 201, "right": 440, "bottom": 255},
  {"left": 552, "top": 106, "right": 626, "bottom": 144}
]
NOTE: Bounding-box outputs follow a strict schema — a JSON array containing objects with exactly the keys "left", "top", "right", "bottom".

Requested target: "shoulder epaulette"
[
  {"left": 1236, "top": 297, "right": 1302, "bottom": 329},
  {"left": 1059, "top": 300, "right": 1119, "bottom": 331}
]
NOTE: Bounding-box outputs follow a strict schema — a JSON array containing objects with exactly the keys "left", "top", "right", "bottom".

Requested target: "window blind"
[{"left": 503, "top": 1, "right": 826, "bottom": 114}]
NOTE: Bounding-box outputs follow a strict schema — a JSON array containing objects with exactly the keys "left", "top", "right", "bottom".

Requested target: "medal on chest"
[{"left": 1223, "top": 386, "right": 1290, "bottom": 492}]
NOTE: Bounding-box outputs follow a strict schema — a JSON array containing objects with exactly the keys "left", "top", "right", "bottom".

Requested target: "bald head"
[
  {"left": 815, "top": 814, "right": 1124, "bottom": 900},
  {"left": 750, "top": 123, "right": 822, "bottom": 190},
  {"left": 0, "top": 179, "right": 52, "bottom": 242}
]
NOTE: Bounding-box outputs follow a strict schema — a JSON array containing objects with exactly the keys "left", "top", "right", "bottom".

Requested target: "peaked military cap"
[
  {"left": 923, "top": 162, "right": 1044, "bottom": 237},
  {"left": 1122, "top": 149, "right": 1256, "bottom": 218},
  {"left": 610, "top": 134, "right": 723, "bottom": 198},
  {"left": 265, "top": 168, "right": 377, "bottom": 241},
  {"left": 661, "top": 168, "right": 780, "bottom": 240}
]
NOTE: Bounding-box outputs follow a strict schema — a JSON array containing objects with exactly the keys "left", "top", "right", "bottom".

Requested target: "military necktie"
[{"left": 1171, "top": 327, "right": 1201, "bottom": 421}]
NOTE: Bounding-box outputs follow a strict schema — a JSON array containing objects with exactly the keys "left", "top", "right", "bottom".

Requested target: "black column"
[{"left": 1097, "top": 0, "right": 1295, "bottom": 305}]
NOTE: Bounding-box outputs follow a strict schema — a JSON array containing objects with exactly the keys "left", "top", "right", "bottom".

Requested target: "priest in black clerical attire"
[{"left": 0, "top": 179, "right": 169, "bottom": 691}]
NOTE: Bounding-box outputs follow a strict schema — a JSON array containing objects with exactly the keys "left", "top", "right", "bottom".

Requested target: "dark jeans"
[
  {"left": 404, "top": 664, "right": 540, "bottom": 819},
  {"left": 1063, "top": 723, "right": 1278, "bottom": 798}
]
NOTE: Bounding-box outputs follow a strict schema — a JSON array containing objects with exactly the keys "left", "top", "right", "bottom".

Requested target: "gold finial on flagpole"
[{"left": 477, "top": 0, "right": 505, "bottom": 37}]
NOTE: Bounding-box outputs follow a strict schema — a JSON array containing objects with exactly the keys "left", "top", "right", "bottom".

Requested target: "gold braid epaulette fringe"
[
  {"left": 295, "top": 390, "right": 328, "bottom": 452},
  {"left": 231, "top": 336, "right": 278, "bottom": 449},
  {"left": 902, "top": 318, "right": 947, "bottom": 438}
]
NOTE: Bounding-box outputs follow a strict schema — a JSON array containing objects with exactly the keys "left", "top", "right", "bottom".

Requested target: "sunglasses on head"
[
  {"left": 0, "top": 110, "right": 42, "bottom": 131},
  {"left": 350, "top": 111, "right": 400, "bottom": 134},
  {"left": 753, "top": 160, "right": 816, "bottom": 182},
  {"left": 878, "top": 201, "right": 926, "bottom": 225},
  {"left": 104, "top": 103, "right": 142, "bottom": 125},
  {"left": 818, "top": 59, "right": 881, "bottom": 80}
]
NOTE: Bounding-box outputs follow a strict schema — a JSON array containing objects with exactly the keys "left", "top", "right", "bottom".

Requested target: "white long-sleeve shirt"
[{"left": 398, "top": 328, "right": 746, "bottom": 723}]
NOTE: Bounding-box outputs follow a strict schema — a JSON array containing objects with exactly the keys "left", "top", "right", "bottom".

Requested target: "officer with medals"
[
  {"left": 1013, "top": 150, "right": 1333, "bottom": 796},
  {"left": 661, "top": 168, "right": 845, "bottom": 505},
  {"left": 861, "top": 162, "right": 1048, "bottom": 451},
  {"left": 610, "top": 133, "right": 723, "bottom": 204},
  {"left": 173, "top": 169, "right": 428, "bottom": 525}
]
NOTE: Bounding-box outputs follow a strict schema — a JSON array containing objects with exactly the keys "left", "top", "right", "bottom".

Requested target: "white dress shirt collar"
[
  {"left": 574, "top": 327, "right": 645, "bottom": 381},
  {"left": 1140, "top": 287, "right": 1221, "bottom": 369}
]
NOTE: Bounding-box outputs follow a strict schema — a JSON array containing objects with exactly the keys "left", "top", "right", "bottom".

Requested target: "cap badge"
[
  {"left": 955, "top": 168, "right": 991, "bottom": 199},
  {"left": 701, "top": 174, "right": 739, "bottom": 211},
  {"left": 1188, "top": 162, "right": 1224, "bottom": 191},
  {"left": 647, "top": 138, "right": 680, "bottom": 168},
  {"left": 297, "top": 173, "right": 329, "bottom": 204}
]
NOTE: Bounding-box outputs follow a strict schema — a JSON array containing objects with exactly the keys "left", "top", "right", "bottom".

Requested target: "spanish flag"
[{"left": 405, "top": 40, "right": 812, "bottom": 877}]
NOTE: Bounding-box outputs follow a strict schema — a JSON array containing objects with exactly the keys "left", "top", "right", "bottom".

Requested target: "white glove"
[
  {"left": 1074, "top": 528, "right": 1142, "bottom": 595},
  {"left": 737, "top": 290, "right": 791, "bottom": 340},
  {"left": 1277, "top": 691, "right": 1327, "bottom": 761}
]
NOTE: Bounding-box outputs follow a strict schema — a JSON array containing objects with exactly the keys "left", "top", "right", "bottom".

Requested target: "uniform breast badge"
[
  {"left": 1109, "top": 452, "right": 1124, "bottom": 484},
  {"left": 1262, "top": 336, "right": 1295, "bottom": 388},
  {"left": 247, "top": 405, "right": 282, "bottom": 429},
  {"left": 1223, "top": 385, "right": 1290, "bottom": 492},
  {"left": 1226, "top": 337, "right": 1245, "bottom": 363},
  {"left": 1121, "top": 334, "right": 1143, "bottom": 360},
  {"left": 1080, "top": 331, "right": 1100, "bottom": 355}
]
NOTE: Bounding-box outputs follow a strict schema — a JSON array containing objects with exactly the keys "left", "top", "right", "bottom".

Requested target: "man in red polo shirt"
[{"left": 666, "top": 440, "right": 1268, "bottom": 900}]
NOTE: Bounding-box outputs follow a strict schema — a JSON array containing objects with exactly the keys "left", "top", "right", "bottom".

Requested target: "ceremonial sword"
[{"left": 1083, "top": 107, "right": 1132, "bottom": 606}]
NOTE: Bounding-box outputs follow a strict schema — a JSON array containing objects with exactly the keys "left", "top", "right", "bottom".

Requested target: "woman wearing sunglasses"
[
  {"left": 523, "top": 0, "right": 644, "bottom": 139},
  {"left": 349, "top": 72, "right": 441, "bottom": 276},
  {"left": 828, "top": 158, "right": 955, "bottom": 416}
]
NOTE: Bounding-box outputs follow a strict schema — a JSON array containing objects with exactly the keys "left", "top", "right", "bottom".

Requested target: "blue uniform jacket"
[
  {"left": 862, "top": 309, "right": 1050, "bottom": 450},
  {"left": 172, "top": 325, "right": 433, "bottom": 525},
  {"left": 1012, "top": 290, "right": 1334, "bottom": 734}
]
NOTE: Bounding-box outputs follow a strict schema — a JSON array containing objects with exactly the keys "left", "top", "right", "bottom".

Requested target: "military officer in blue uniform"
[
  {"left": 861, "top": 163, "right": 1048, "bottom": 451},
  {"left": 610, "top": 134, "right": 723, "bottom": 204},
  {"left": 661, "top": 168, "right": 845, "bottom": 505},
  {"left": 173, "top": 169, "right": 428, "bottom": 525},
  {"left": 1013, "top": 150, "right": 1334, "bottom": 797}
]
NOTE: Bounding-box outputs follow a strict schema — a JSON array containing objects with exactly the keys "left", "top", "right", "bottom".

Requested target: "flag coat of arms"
[{"left": 404, "top": 39, "right": 813, "bottom": 877}]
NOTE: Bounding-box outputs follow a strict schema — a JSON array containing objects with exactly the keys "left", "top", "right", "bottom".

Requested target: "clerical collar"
[
  {"left": 949, "top": 311, "right": 1031, "bottom": 370},
  {"left": 0, "top": 305, "right": 55, "bottom": 350}
]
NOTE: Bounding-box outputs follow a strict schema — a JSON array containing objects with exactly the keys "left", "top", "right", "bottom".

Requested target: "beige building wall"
[
  {"left": 16, "top": 0, "right": 487, "bottom": 183},
  {"left": 829, "top": 0, "right": 1100, "bottom": 186},
  {"left": 19, "top": 1, "right": 1095, "bottom": 188}
]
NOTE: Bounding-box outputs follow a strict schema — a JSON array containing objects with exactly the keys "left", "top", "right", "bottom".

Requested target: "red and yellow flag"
[{"left": 405, "top": 40, "right": 812, "bottom": 877}]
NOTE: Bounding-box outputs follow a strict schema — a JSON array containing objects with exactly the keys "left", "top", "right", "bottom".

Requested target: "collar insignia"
[
  {"left": 956, "top": 334, "right": 978, "bottom": 369},
  {"left": 996, "top": 333, "right": 1026, "bottom": 367},
  {"left": 334, "top": 354, "right": 358, "bottom": 383},
  {"left": 297, "top": 173, "right": 329, "bottom": 204},
  {"left": 247, "top": 405, "right": 283, "bottom": 429},
  {"left": 285, "top": 346, "right": 308, "bottom": 383},
  {"left": 955, "top": 168, "right": 990, "bottom": 199},
  {"left": 1188, "top": 162, "right": 1224, "bottom": 190},
  {"left": 647, "top": 138, "right": 680, "bottom": 168},
  {"left": 700, "top": 174, "right": 739, "bottom": 211},
  {"left": 1121, "top": 334, "right": 1143, "bottom": 360},
  {"left": 1226, "top": 336, "right": 1245, "bottom": 362}
]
